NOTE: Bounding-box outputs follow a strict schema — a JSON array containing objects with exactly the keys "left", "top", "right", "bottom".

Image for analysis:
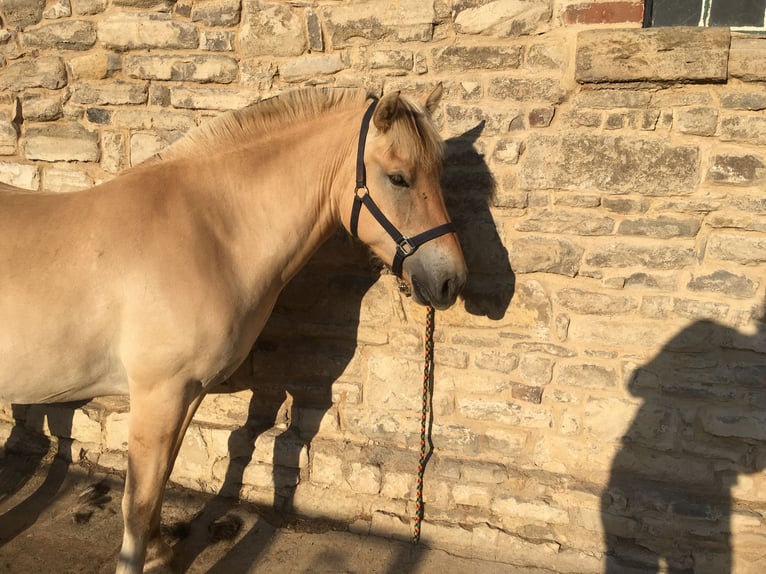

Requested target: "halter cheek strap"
[{"left": 350, "top": 98, "right": 455, "bottom": 278}]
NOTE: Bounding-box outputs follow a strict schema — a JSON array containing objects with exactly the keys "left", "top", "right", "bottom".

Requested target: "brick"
[
  {"left": 124, "top": 55, "right": 239, "bottom": 83},
  {"left": 97, "top": 13, "right": 198, "bottom": 50},
  {"left": 453, "top": 0, "right": 551, "bottom": 37},
  {"left": 576, "top": 28, "right": 730, "bottom": 83},
  {"left": 20, "top": 19, "right": 95, "bottom": 50},
  {"left": 0, "top": 56, "right": 67, "bottom": 91},
  {"left": 563, "top": 2, "right": 643, "bottom": 25},
  {"left": 22, "top": 123, "right": 99, "bottom": 162},
  {"left": 520, "top": 134, "right": 700, "bottom": 196}
]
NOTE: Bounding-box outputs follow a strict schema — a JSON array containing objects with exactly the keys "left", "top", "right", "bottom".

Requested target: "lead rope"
[{"left": 413, "top": 304, "right": 435, "bottom": 545}]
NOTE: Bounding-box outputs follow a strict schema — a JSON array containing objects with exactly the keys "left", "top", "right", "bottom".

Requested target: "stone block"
[
  {"left": 321, "top": 0, "right": 435, "bottom": 47},
  {"left": 675, "top": 107, "right": 718, "bottom": 136},
  {"left": 42, "top": 164, "right": 93, "bottom": 192},
  {"left": 72, "top": 81, "right": 148, "bottom": 105},
  {"left": 97, "top": 13, "right": 198, "bottom": 50},
  {"left": 22, "top": 122, "right": 99, "bottom": 162},
  {"left": 687, "top": 270, "right": 757, "bottom": 299},
  {"left": 200, "top": 30, "right": 235, "bottom": 51},
  {"left": 585, "top": 241, "right": 696, "bottom": 269},
  {"left": 310, "top": 451, "right": 344, "bottom": 486},
  {"left": 124, "top": 54, "right": 238, "bottom": 83},
  {"left": 707, "top": 153, "right": 766, "bottom": 186},
  {"left": 279, "top": 53, "right": 344, "bottom": 83},
  {"left": 431, "top": 45, "right": 522, "bottom": 71},
  {"left": 617, "top": 216, "right": 701, "bottom": 238},
  {"left": 488, "top": 77, "right": 563, "bottom": 103},
  {"left": 369, "top": 50, "right": 413, "bottom": 71},
  {"left": 729, "top": 37, "right": 766, "bottom": 81},
  {"left": 100, "top": 131, "right": 125, "bottom": 174},
  {"left": 453, "top": 0, "right": 551, "bottom": 37},
  {"left": 491, "top": 495, "right": 569, "bottom": 525},
  {"left": 453, "top": 484, "right": 492, "bottom": 507},
  {"left": 74, "top": 0, "right": 106, "bottom": 14},
  {"left": 130, "top": 132, "right": 170, "bottom": 166},
  {"left": 104, "top": 411, "right": 129, "bottom": 451},
  {"left": 720, "top": 90, "right": 766, "bottom": 111},
  {"left": 520, "top": 134, "right": 700, "bottom": 195},
  {"left": 240, "top": 0, "right": 306, "bottom": 57},
  {"left": 0, "top": 160, "right": 39, "bottom": 189},
  {"left": 700, "top": 408, "right": 766, "bottom": 441},
  {"left": 0, "top": 118, "right": 17, "bottom": 155},
  {"left": 110, "top": 110, "right": 196, "bottom": 131},
  {"left": 707, "top": 233, "right": 766, "bottom": 265},
  {"left": 555, "top": 289, "right": 637, "bottom": 315},
  {"left": 190, "top": 0, "right": 240, "bottom": 26},
  {"left": 508, "top": 235, "right": 583, "bottom": 277},
  {"left": 67, "top": 52, "right": 120, "bottom": 81},
  {"left": 20, "top": 92, "right": 65, "bottom": 122},
  {"left": 20, "top": 19, "right": 95, "bottom": 51},
  {"left": 576, "top": 27, "right": 730, "bottom": 83},
  {"left": 1, "top": 0, "right": 45, "bottom": 27},
  {"left": 720, "top": 114, "right": 766, "bottom": 145},
  {"left": 516, "top": 210, "right": 615, "bottom": 235},
  {"left": 556, "top": 363, "right": 618, "bottom": 391},
  {"left": 346, "top": 462, "right": 381, "bottom": 495},
  {"left": 170, "top": 87, "right": 258, "bottom": 111},
  {"left": 0, "top": 56, "right": 67, "bottom": 91}
]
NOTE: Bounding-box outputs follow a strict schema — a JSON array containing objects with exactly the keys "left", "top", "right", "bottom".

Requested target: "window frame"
[{"left": 644, "top": 0, "right": 766, "bottom": 32}]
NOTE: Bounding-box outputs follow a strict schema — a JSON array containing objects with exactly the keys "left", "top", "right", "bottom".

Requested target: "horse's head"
[{"left": 343, "top": 85, "right": 467, "bottom": 310}]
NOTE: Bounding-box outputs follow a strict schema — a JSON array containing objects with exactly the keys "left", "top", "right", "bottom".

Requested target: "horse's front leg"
[{"left": 116, "top": 377, "right": 205, "bottom": 574}]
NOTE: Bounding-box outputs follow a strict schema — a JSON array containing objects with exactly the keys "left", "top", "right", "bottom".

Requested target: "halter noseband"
[{"left": 350, "top": 98, "right": 455, "bottom": 278}]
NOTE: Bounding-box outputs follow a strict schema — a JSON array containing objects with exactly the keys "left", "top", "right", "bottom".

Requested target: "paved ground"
[{"left": 0, "top": 452, "right": 545, "bottom": 574}]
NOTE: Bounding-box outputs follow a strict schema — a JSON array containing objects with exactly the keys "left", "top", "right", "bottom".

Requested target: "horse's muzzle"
[{"left": 410, "top": 263, "right": 467, "bottom": 310}]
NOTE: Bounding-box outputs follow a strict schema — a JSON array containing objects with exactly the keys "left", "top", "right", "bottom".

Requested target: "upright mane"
[
  {"left": 157, "top": 87, "right": 370, "bottom": 161},
  {"left": 156, "top": 86, "right": 444, "bottom": 171}
]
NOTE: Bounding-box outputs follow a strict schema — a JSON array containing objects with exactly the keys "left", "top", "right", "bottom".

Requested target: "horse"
[{"left": 0, "top": 85, "right": 467, "bottom": 573}]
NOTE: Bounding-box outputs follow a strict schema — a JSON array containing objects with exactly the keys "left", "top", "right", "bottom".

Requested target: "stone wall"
[{"left": 1, "top": 1, "right": 766, "bottom": 572}]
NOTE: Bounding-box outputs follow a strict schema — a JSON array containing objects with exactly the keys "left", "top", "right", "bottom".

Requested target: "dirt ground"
[{"left": 0, "top": 451, "right": 545, "bottom": 574}]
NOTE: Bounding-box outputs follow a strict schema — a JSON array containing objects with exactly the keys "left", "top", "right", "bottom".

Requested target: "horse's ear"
[
  {"left": 373, "top": 91, "right": 400, "bottom": 133},
  {"left": 424, "top": 82, "right": 443, "bottom": 116}
]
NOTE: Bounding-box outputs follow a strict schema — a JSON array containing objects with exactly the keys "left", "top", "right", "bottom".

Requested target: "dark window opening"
[{"left": 644, "top": 0, "right": 766, "bottom": 30}]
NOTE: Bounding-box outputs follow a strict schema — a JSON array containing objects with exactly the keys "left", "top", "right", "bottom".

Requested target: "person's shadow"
[
  {"left": 170, "top": 122, "right": 515, "bottom": 570},
  {"left": 602, "top": 308, "right": 766, "bottom": 573}
]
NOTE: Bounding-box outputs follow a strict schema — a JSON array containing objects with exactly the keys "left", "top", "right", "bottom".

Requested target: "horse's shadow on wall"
[
  {"left": 602, "top": 311, "right": 766, "bottom": 573},
  {"left": 171, "top": 123, "right": 514, "bottom": 570}
]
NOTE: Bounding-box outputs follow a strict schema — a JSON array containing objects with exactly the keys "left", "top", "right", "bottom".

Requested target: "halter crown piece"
[{"left": 350, "top": 97, "right": 456, "bottom": 278}]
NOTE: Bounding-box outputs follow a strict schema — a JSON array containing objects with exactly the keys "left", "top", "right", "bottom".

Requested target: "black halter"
[{"left": 350, "top": 98, "right": 455, "bottom": 277}]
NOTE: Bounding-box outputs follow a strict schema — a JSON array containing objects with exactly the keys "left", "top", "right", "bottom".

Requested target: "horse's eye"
[{"left": 388, "top": 173, "right": 409, "bottom": 188}]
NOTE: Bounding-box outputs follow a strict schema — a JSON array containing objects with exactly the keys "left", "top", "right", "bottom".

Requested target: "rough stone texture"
[
  {"left": 520, "top": 134, "right": 700, "bottom": 195},
  {"left": 124, "top": 55, "right": 238, "bottom": 83},
  {"left": 576, "top": 27, "right": 730, "bottom": 83},
  {"left": 0, "top": 5, "right": 765, "bottom": 574},
  {"left": 21, "top": 123, "right": 99, "bottom": 162}
]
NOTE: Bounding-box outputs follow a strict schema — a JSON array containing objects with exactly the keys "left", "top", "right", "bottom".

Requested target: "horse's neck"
[{"left": 178, "top": 109, "right": 358, "bottom": 302}]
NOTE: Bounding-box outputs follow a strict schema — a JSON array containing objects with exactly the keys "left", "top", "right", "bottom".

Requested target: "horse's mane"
[{"left": 155, "top": 86, "right": 444, "bottom": 171}]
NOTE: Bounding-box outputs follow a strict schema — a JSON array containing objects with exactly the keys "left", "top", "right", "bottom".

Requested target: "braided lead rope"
[{"left": 413, "top": 304, "right": 435, "bottom": 545}]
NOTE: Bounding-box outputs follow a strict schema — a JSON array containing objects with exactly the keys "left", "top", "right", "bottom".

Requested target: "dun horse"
[{"left": 0, "top": 86, "right": 467, "bottom": 572}]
